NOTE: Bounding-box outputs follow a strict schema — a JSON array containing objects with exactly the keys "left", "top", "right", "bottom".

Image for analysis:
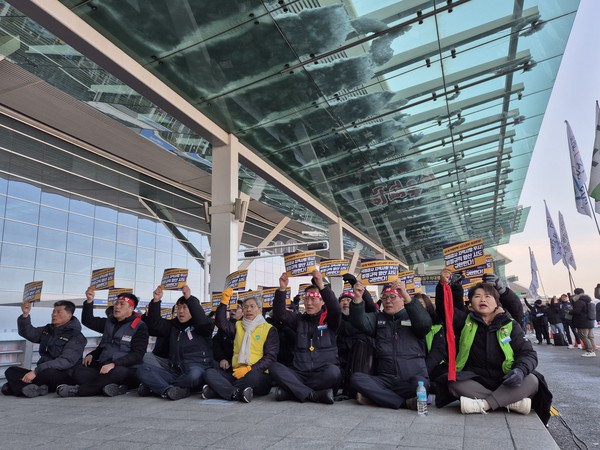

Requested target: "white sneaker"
[
  {"left": 460, "top": 397, "right": 488, "bottom": 414},
  {"left": 568, "top": 344, "right": 574, "bottom": 349},
  {"left": 506, "top": 398, "right": 531, "bottom": 415},
  {"left": 581, "top": 351, "right": 596, "bottom": 357}
]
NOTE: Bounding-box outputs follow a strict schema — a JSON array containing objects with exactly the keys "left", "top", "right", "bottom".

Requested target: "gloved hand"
[
  {"left": 502, "top": 368, "right": 524, "bottom": 387},
  {"left": 232, "top": 365, "right": 252, "bottom": 379},
  {"left": 450, "top": 272, "right": 464, "bottom": 287},
  {"left": 221, "top": 287, "right": 234, "bottom": 306},
  {"left": 482, "top": 273, "right": 507, "bottom": 295},
  {"left": 342, "top": 273, "right": 357, "bottom": 287}
]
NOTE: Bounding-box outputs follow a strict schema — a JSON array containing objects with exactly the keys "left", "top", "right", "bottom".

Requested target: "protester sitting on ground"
[
  {"left": 524, "top": 298, "right": 551, "bottom": 345},
  {"left": 348, "top": 280, "right": 432, "bottom": 410},
  {"left": 2, "top": 300, "right": 86, "bottom": 398},
  {"left": 140, "top": 304, "right": 176, "bottom": 370},
  {"left": 136, "top": 285, "right": 214, "bottom": 400},
  {"left": 57, "top": 288, "right": 149, "bottom": 397},
  {"left": 269, "top": 270, "right": 342, "bottom": 404},
  {"left": 571, "top": 289, "right": 596, "bottom": 357},
  {"left": 212, "top": 302, "right": 240, "bottom": 370},
  {"left": 413, "top": 292, "right": 447, "bottom": 384},
  {"left": 202, "top": 290, "right": 279, "bottom": 403},
  {"left": 444, "top": 282, "right": 544, "bottom": 417}
]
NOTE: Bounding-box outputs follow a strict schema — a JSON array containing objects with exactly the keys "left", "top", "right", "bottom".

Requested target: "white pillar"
[
  {"left": 210, "top": 135, "right": 241, "bottom": 292},
  {"left": 328, "top": 219, "right": 344, "bottom": 294}
]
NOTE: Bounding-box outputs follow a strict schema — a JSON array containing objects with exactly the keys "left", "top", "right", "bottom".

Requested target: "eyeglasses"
[
  {"left": 381, "top": 294, "right": 398, "bottom": 301},
  {"left": 242, "top": 304, "right": 259, "bottom": 310}
]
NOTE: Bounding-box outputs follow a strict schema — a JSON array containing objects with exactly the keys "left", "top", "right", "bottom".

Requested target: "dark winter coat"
[
  {"left": 524, "top": 300, "right": 549, "bottom": 326},
  {"left": 572, "top": 295, "right": 596, "bottom": 329}
]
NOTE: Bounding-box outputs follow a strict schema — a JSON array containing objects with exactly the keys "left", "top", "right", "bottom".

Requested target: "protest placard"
[
  {"left": 224, "top": 270, "right": 248, "bottom": 290},
  {"left": 211, "top": 292, "right": 223, "bottom": 312},
  {"left": 107, "top": 288, "right": 134, "bottom": 306},
  {"left": 485, "top": 254, "right": 494, "bottom": 274},
  {"left": 298, "top": 283, "right": 313, "bottom": 295},
  {"left": 91, "top": 267, "right": 115, "bottom": 290},
  {"left": 419, "top": 275, "right": 441, "bottom": 286},
  {"left": 284, "top": 251, "right": 317, "bottom": 277},
  {"left": 358, "top": 259, "right": 399, "bottom": 285},
  {"left": 318, "top": 259, "right": 350, "bottom": 277},
  {"left": 161, "top": 268, "right": 189, "bottom": 290},
  {"left": 237, "top": 290, "right": 260, "bottom": 310},
  {"left": 398, "top": 270, "right": 415, "bottom": 292},
  {"left": 23, "top": 281, "right": 43, "bottom": 303},
  {"left": 442, "top": 239, "right": 485, "bottom": 271}
]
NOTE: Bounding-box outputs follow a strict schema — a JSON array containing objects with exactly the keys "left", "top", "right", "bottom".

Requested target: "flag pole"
[
  {"left": 537, "top": 267, "right": 548, "bottom": 299},
  {"left": 567, "top": 268, "right": 576, "bottom": 291},
  {"left": 584, "top": 184, "right": 600, "bottom": 236}
]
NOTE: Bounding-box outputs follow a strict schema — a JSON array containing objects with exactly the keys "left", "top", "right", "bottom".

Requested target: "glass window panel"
[
  {"left": 115, "top": 260, "right": 136, "bottom": 280},
  {"left": 39, "top": 206, "right": 69, "bottom": 230},
  {"left": 68, "top": 214, "right": 94, "bottom": 235},
  {"left": 117, "top": 211, "right": 137, "bottom": 227},
  {"left": 67, "top": 233, "right": 93, "bottom": 255},
  {"left": 136, "top": 247, "right": 154, "bottom": 265},
  {"left": 0, "top": 175, "right": 7, "bottom": 194},
  {"left": 65, "top": 253, "right": 92, "bottom": 275},
  {"left": 5, "top": 198, "right": 39, "bottom": 223},
  {"left": 38, "top": 228, "right": 67, "bottom": 251},
  {"left": 155, "top": 251, "right": 171, "bottom": 268},
  {"left": 134, "top": 281, "right": 153, "bottom": 301},
  {"left": 41, "top": 191, "right": 69, "bottom": 209},
  {"left": 0, "top": 194, "right": 6, "bottom": 216},
  {"left": 94, "top": 220, "right": 117, "bottom": 240},
  {"left": 171, "top": 253, "right": 186, "bottom": 268},
  {"left": 116, "top": 243, "right": 136, "bottom": 262},
  {"left": 137, "top": 231, "right": 155, "bottom": 248},
  {"left": 93, "top": 239, "right": 116, "bottom": 259},
  {"left": 35, "top": 249, "right": 66, "bottom": 271},
  {"left": 0, "top": 243, "right": 36, "bottom": 268},
  {"left": 7, "top": 179, "right": 40, "bottom": 202},
  {"left": 69, "top": 198, "right": 94, "bottom": 216},
  {"left": 95, "top": 204, "right": 118, "bottom": 222},
  {"left": 136, "top": 264, "right": 154, "bottom": 283},
  {"left": 155, "top": 235, "right": 172, "bottom": 253},
  {"left": 34, "top": 270, "right": 64, "bottom": 293},
  {"left": 138, "top": 218, "right": 156, "bottom": 233},
  {"left": 63, "top": 274, "right": 90, "bottom": 296},
  {"left": 117, "top": 225, "right": 137, "bottom": 245},
  {"left": 0, "top": 267, "right": 34, "bottom": 292},
  {"left": 3, "top": 221, "right": 37, "bottom": 245}
]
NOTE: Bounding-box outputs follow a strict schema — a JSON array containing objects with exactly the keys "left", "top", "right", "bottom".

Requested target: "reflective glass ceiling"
[{"left": 1, "top": 0, "right": 580, "bottom": 265}]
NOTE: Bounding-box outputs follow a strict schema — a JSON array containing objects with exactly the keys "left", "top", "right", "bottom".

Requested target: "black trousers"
[
  {"left": 533, "top": 322, "right": 550, "bottom": 343},
  {"left": 203, "top": 367, "right": 272, "bottom": 400},
  {"left": 562, "top": 320, "right": 580, "bottom": 345},
  {"left": 73, "top": 364, "right": 139, "bottom": 396},
  {"left": 348, "top": 372, "right": 422, "bottom": 409},
  {"left": 4, "top": 366, "right": 74, "bottom": 395},
  {"left": 269, "top": 362, "right": 341, "bottom": 401}
]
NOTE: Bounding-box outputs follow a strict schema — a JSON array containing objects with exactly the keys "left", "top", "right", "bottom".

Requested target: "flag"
[
  {"left": 528, "top": 247, "right": 539, "bottom": 298},
  {"left": 565, "top": 121, "right": 593, "bottom": 217},
  {"left": 544, "top": 201, "right": 563, "bottom": 265},
  {"left": 558, "top": 211, "right": 577, "bottom": 270},
  {"left": 588, "top": 101, "right": 600, "bottom": 212}
]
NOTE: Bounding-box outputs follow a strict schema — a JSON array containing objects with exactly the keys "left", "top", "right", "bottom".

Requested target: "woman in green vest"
[{"left": 448, "top": 282, "right": 539, "bottom": 415}]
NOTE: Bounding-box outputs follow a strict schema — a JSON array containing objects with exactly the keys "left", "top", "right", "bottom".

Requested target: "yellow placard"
[
  {"left": 284, "top": 251, "right": 317, "bottom": 277},
  {"left": 318, "top": 259, "right": 350, "bottom": 277},
  {"left": 237, "top": 290, "right": 260, "bottom": 310},
  {"left": 485, "top": 254, "right": 494, "bottom": 274},
  {"left": 107, "top": 288, "right": 133, "bottom": 306},
  {"left": 359, "top": 259, "right": 399, "bottom": 285},
  {"left": 224, "top": 270, "right": 248, "bottom": 290},
  {"left": 91, "top": 267, "right": 115, "bottom": 290},
  {"left": 23, "top": 281, "right": 43, "bottom": 302},
  {"left": 443, "top": 239, "right": 485, "bottom": 272},
  {"left": 398, "top": 270, "right": 416, "bottom": 293},
  {"left": 161, "top": 268, "right": 189, "bottom": 290}
]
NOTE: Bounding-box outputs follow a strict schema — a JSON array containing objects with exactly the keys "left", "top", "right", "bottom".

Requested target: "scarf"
[
  {"left": 237, "top": 314, "right": 267, "bottom": 365},
  {"left": 443, "top": 283, "right": 457, "bottom": 381}
]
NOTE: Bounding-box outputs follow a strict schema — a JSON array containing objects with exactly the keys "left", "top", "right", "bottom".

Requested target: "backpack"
[{"left": 587, "top": 301, "right": 597, "bottom": 321}]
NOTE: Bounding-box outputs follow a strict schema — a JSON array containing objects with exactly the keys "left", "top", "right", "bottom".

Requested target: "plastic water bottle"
[{"left": 416, "top": 381, "right": 428, "bottom": 416}]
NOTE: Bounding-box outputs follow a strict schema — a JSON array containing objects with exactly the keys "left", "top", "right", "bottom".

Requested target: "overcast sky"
[{"left": 500, "top": 0, "right": 600, "bottom": 298}]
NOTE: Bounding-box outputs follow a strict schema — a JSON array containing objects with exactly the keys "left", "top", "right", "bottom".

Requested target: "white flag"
[
  {"left": 566, "top": 121, "right": 593, "bottom": 217},
  {"left": 558, "top": 211, "right": 577, "bottom": 270},
  {"left": 588, "top": 101, "right": 600, "bottom": 212},
  {"left": 528, "top": 247, "right": 539, "bottom": 298},
  {"left": 544, "top": 201, "right": 563, "bottom": 265}
]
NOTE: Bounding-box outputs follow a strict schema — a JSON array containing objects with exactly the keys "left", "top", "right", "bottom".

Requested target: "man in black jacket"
[
  {"left": 524, "top": 299, "right": 551, "bottom": 345},
  {"left": 2, "top": 300, "right": 86, "bottom": 398},
  {"left": 57, "top": 287, "right": 149, "bottom": 397},
  {"left": 137, "top": 285, "right": 214, "bottom": 399},
  {"left": 348, "top": 281, "right": 432, "bottom": 409},
  {"left": 572, "top": 291, "right": 597, "bottom": 357},
  {"left": 269, "top": 270, "right": 342, "bottom": 404}
]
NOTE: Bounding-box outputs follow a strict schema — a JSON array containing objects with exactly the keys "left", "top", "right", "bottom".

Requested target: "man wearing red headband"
[
  {"left": 348, "top": 280, "right": 432, "bottom": 409},
  {"left": 57, "top": 287, "right": 148, "bottom": 397},
  {"left": 269, "top": 270, "right": 342, "bottom": 404}
]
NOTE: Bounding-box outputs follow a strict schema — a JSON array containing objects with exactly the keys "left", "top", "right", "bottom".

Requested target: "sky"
[{"left": 499, "top": 0, "right": 600, "bottom": 298}]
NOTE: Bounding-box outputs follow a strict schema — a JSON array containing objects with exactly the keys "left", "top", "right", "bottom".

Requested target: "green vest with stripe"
[
  {"left": 425, "top": 324, "right": 443, "bottom": 352},
  {"left": 455, "top": 315, "right": 514, "bottom": 374}
]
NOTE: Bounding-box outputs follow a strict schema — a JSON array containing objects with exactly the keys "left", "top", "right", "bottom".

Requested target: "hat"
[
  {"left": 338, "top": 292, "right": 355, "bottom": 301},
  {"left": 534, "top": 299, "right": 542, "bottom": 305}
]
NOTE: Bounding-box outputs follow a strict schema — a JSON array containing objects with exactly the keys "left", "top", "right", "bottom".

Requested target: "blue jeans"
[{"left": 137, "top": 363, "right": 207, "bottom": 395}]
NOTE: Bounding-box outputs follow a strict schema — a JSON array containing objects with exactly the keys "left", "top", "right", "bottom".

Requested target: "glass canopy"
[{"left": 0, "top": 0, "right": 580, "bottom": 265}]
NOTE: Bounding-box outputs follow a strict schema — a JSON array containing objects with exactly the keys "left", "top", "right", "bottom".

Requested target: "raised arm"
[
  {"left": 272, "top": 273, "right": 298, "bottom": 329},
  {"left": 81, "top": 287, "right": 107, "bottom": 333}
]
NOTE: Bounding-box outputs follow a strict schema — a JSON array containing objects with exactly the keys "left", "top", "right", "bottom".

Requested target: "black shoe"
[
  {"left": 165, "top": 386, "right": 190, "bottom": 401},
  {"left": 1, "top": 383, "right": 13, "bottom": 396},
  {"left": 275, "top": 387, "right": 294, "bottom": 402},
  {"left": 309, "top": 389, "right": 334, "bottom": 405},
  {"left": 21, "top": 384, "right": 48, "bottom": 398},
  {"left": 405, "top": 397, "right": 418, "bottom": 411},
  {"left": 56, "top": 384, "right": 79, "bottom": 397},
  {"left": 201, "top": 384, "right": 217, "bottom": 400},
  {"left": 234, "top": 387, "right": 253, "bottom": 403},
  {"left": 137, "top": 383, "right": 152, "bottom": 397},
  {"left": 102, "top": 383, "right": 128, "bottom": 397}
]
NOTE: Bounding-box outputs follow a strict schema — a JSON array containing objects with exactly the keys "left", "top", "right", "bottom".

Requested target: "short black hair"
[
  {"left": 574, "top": 288, "right": 584, "bottom": 295},
  {"left": 467, "top": 282, "right": 499, "bottom": 303},
  {"left": 304, "top": 285, "right": 319, "bottom": 293},
  {"left": 53, "top": 300, "right": 75, "bottom": 315},
  {"left": 117, "top": 292, "right": 139, "bottom": 307}
]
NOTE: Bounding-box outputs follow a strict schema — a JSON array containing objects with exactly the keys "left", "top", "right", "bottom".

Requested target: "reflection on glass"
[
  {"left": 38, "top": 228, "right": 67, "bottom": 251},
  {"left": 67, "top": 233, "right": 93, "bottom": 255},
  {"left": 3, "top": 221, "right": 37, "bottom": 245},
  {"left": 39, "top": 206, "right": 69, "bottom": 231},
  {"left": 0, "top": 243, "right": 36, "bottom": 269},
  {"left": 65, "top": 253, "right": 92, "bottom": 275},
  {"left": 35, "top": 249, "right": 66, "bottom": 271}
]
